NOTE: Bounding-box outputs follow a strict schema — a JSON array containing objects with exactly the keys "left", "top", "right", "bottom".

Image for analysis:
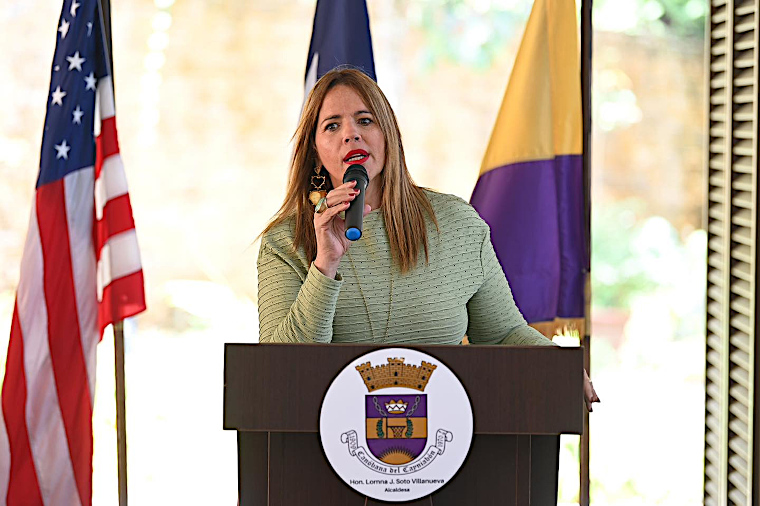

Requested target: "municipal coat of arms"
[
  {"left": 319, "top": 348, "right": 473, "bottom": 503},
  {"left": 357, "top": 359, "right": 436, "bottom": 465}
]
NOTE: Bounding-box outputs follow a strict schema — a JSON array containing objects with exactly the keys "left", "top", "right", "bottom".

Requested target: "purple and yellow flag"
[{"left": 470, "top": 0, "right": 586, "bottom": 324}]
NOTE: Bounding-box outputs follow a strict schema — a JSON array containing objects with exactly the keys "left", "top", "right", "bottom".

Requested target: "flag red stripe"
[
  {"left": 98, "top": 270, "right": 147, "bottom": 335},
  {"left": 3, "top": 8, "right": 146, "bottom": 504},
  {"left": 36, "top": 183, "right": 93, "bottom": 506},
  {"left": 2, "top": 304, "right": 44, "bottom": 506},
  {"left": 94, "top": 117, "right": 119, "bottom": 179},
  {"left": 95, "top": 194, "right": 136, "bottom": 258}
]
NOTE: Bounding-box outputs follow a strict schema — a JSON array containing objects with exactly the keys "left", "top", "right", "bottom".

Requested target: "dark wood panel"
[
  {"left": 366, "top": 497, "right": 432, "bottom": 505},
  {"left": 240, "top": 433, "right": 558, "bottom": 505},
  {"left": 268, "top": 432, "right": 365, "bottom": 505},
  {"left": 224, "top": 344, "right": 583, "bottom": 435},
  {"left": 530, "top": 436, "right": 559, "bottom": 505},
  {"left": 516, "top": 435, "right": 531, "bottom": 506},
  {"left": 238, "top": 432, "right": 267, "bottom": 506},
  {"left": 432, "top": 434, "right": 518, "bottom": 505}
]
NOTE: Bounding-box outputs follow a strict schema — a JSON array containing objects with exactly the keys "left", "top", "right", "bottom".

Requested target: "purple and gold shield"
[{"left": 365, "top": 394, "right": 427, "bottom": 465}]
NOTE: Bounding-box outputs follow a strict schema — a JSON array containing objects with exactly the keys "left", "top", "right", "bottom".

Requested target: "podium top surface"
[{"left": 223, "top": 343, "right": 583, "bottom": 435}]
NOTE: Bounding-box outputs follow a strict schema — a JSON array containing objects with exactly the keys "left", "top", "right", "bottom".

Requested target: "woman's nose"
[{"left": 343, "top": 125, "right": 360, "bottom": 143}]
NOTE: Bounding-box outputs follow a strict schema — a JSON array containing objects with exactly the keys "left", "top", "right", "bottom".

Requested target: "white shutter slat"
[
  {"left": 733, "top": 0, "right": 754, "bottom": 14},
  {"left": 708, "top": 347, "right": 724, "bottom": 369},
  {"left": 704, "top": 1, "right": 756, "bottom": 503},
  {"left": 730, "top": 313, "right": 751, "bottom": 334},
  {"left": 730, "top": 325, "right": 751, "bottom": 350},
  {"left": 730, "top": 270, "right": 751, "bottom": 290},
  {"left": 730, "top": 247, "right": 752, "bottom": 268},
  {"left": 729, "top": 415, "right": 749, "bottom": 442},
  {"left": 728, "top": 487, "right": 748, "bottom": 505},
  {"left": 729, "top": 435, "right": 749, "bottom": 462},
  {"left": 730, "top": 276, "right": 751, "bottom": 294},
  {"left": 730, "top": 225, "right": 752, "bottom": 244},
  {"left": 733, "top": 155, "right": 753, "bottom": 172}
]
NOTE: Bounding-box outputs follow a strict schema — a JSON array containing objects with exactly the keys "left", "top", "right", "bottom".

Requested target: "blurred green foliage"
[
  {"left": 591, "top": 200, "right": 658, "bottom": 308},
  {"left": 626, "top": 0, "right": 707, "bottom": 38},
  {"left": 402, "top": 0, "right": 705, "bottom": 69},
  {"left": 400, "top": 0, "right": 531, "bottom": 70},
  {"left": 591, "top": 198, "right": 706, "bottom": 322}
]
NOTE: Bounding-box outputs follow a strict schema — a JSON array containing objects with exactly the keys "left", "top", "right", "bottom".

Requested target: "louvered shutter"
[{"left": 705, "top": 0, "right": 759, "bottom": 504}]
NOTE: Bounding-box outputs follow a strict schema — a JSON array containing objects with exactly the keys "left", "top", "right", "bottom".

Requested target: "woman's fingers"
[
  {"left": 337, "top": 180, "right": 358, "bottom": 190},
  {"left": 314, "top": 202, "right": 349, "bottom": 227},
  {"left": 312, "top": 182, "right": 358, "bottom": 278},
  {"left": 314, "top": 181, "right": 361, "bottom": 220},
  {"left": 327, "top": 181, "right": 359, "bottom": 205},
  {"left": 326, "top": 184, "right": 360, "bottom": 208},
  {"left": 583, "top": 369, "right": 600, "bottom": 412},
  {"left": 322, "top": 200, "right": 350, "bottom": 220}
]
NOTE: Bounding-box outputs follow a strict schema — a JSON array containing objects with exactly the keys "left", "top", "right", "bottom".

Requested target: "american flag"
[{"left": 0, "top": 1, "right": 145, "bottom": 504}]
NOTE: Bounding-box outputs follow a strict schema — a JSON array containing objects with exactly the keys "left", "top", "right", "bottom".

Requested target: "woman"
[{"left": 258, "top": 68, "right": 598, "bottom": 408}]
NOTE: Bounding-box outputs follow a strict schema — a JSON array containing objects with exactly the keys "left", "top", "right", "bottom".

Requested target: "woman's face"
[{"left": 314, "top": 85, "right": 386, "bottom": 197}]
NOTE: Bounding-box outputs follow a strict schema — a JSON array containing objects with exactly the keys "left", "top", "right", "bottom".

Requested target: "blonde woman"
[{"left": 257, "top": 68, "right": 599, "bottom": 408}]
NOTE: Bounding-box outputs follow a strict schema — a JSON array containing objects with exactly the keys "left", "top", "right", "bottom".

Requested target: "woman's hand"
[
  {"left": 584, "top": 369, "right": 600, "bottom": 412},
  {"left": 313, "top": 180, "right": 371, "bottom": 278}
]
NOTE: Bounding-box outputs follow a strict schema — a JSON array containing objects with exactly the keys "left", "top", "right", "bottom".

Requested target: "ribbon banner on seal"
[{"left": 340, "top": 429, "right": 453, "bottom": 475}]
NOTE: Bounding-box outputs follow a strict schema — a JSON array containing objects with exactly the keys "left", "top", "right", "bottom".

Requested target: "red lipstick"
[{"left": 343, "top": 149, "right": 369, "bottom": 164}]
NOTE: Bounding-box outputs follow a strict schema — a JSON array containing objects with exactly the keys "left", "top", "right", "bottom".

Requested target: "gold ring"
[{"left": 315, "top": 197, "right": 328, "bottom": 214}]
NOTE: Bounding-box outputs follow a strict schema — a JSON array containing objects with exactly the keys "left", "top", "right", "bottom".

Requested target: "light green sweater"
[{"left": 257, "top": 190, "right": 553, "bottom": 347}]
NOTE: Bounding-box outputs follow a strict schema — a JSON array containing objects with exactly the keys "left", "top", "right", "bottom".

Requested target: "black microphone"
[{"left": 343, "top": 164, "right": 369, "bottom": 241}]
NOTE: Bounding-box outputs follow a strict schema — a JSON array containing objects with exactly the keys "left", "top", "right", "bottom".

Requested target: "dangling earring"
[{"left": 308, "top": 165, "right": 327, "bottom": 209}]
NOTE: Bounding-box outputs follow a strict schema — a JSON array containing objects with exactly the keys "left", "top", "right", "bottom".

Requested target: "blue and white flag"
[{"left": 304, "top": 0, "right": 376, "bottom": 97}]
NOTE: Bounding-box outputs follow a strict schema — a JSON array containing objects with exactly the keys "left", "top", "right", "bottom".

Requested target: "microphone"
[{"left": 343, "top": 164, "right": 369, "bottom": 241}]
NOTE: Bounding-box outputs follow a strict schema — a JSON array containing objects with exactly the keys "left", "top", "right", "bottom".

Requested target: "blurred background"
[{"left": 1, "top": 0, "right": 705, "bottom": 503}]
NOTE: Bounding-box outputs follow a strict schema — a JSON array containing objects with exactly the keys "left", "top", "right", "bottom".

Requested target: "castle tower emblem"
[
  {"left": 355, "top": 358, "right": 437, "bottom": 465},
  {"left": 355, "top": 358, "right": 437, "bottom": 392}
]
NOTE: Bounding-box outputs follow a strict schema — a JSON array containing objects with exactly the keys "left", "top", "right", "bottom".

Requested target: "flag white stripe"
[
  {"left": 302, "top": 52, "right": 319, "bottom": 111},
  {"left": 94, "top": 155, "right": 128, "bottom": 220},
  {"left": 0, "top": 394, "right": 10, "bottom": 506},
  {"left": 94, "top": 84, "right": 101, "bottom": 138},
  {"left": 64, "top": 169, "right": 99, "bottom": 402},
  {"left": 96, "top": 230, "right": 143, "bottom": 301},
  {"left": 18, "top": 202, "right": 80, "bottom": 506},
  {"left": 97, "top": 76, "right": 115, "bottom": 119}
]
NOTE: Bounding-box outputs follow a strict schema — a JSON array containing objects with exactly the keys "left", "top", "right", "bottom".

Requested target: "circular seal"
[{"left": 320, "top": 348, "right": 473, "bottom": 502}]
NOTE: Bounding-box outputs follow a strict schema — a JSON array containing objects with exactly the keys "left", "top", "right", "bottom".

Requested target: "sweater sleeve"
[
  {"left": 256, "top": 236, "right": 343, "bottom": 343},
  {"left": 466, "top": 228, "right": 556, "bottom": 347}
]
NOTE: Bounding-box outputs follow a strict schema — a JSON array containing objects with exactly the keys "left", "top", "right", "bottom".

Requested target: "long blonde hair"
[{"left": 263, "top": 68, "right": 437, "bottom": 273}]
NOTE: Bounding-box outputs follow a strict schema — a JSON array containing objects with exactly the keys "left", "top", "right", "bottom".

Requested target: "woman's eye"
[
  {"left": 358, "top": 117, "right": 373, "bottom": 126},
  {"left": 325, "top": 123, "right": 338, "bottom": 132}
]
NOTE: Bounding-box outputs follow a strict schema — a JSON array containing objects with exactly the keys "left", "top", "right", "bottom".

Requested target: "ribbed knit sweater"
[{"left": 257, "top": 190, "right": 553, "bottom": 347}]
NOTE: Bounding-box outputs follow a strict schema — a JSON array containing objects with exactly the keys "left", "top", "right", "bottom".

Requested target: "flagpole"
[
  {"left": 114, "top": 321, "right": 128, "bottom": 506},
  {"left": 97, "top": 0, "right": 128, "bottom": 504},
  {"left": 580, "top": 0, "right": 593, "bottom": 503}
]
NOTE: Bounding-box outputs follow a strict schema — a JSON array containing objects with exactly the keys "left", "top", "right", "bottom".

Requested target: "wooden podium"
[{"left": 224, "top": 344, "right": 583, "bottom": 505}]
